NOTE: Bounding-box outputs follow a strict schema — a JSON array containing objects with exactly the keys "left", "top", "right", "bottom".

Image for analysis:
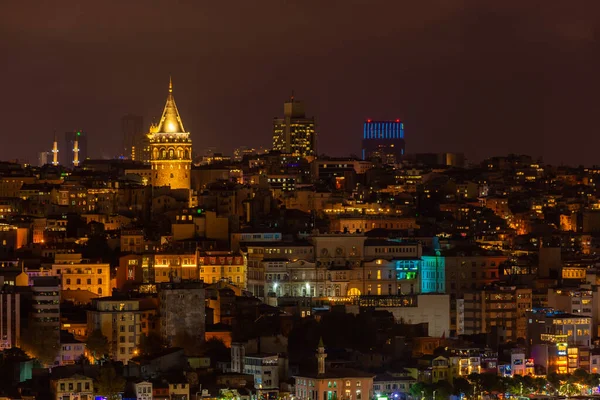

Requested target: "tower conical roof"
[{"left": 156, "top": 77, "right": 187, "bottom": 134}]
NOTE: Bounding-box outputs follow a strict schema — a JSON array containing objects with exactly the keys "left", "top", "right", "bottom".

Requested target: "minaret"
[
  {"left": 73, "top": 136, "right": 80, "bottom": 167},
  {"left": 51, "top": 132, "right": 59, "bottom": 166},
  {"left": 316, "top": 337, "right": 327, "bottom": 375}
]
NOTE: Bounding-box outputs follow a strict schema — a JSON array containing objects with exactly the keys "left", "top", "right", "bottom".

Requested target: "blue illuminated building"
[
  {"left": 362, "top": 120, "right": 405, "bottom": 164},
  {"left": 420, "top": 253, "right": 445, "bottom": 293},
  {"left": 394, "top": 253, "right": 445, "bottom": 294}
]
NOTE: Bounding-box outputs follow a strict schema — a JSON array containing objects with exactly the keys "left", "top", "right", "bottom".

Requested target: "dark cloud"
[{"left": 1, "top": 0, "right": 599, "bottom": 164}]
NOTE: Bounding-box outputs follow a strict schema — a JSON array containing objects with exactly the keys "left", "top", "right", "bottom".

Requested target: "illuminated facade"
[
  {"left": 272, "top": 96, "right": 316, "bottom": 157},
  {"left": 152, "top": 252, "right": 198, "bottom": 283},
  {"left": 148, "top": 78, "right": 192, "bottom": 190},
  {"left": 51, "top": 262, "right": 111, "bottom": 296},
  {"left": 362, "top": 120, "right": 405, "bottom": 164},
  {"left": 198, "top": 251, "right": 246, "bottom": 288}
]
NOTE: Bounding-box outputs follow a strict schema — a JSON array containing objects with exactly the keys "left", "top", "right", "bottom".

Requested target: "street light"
[{"left": 433, "top": 390, "right": 437, "bottom": 400}]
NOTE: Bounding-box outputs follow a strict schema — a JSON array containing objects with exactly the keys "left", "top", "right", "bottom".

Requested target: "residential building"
[
  {"left": 243, "top": 354, "right": 281, "bottom": 398},
  {"left": 58, "top": 330, "right": 85, "bottom": 365},
  {"left": 373, "top": 371, "right": 416, "bottom": 400},
  {"left": 135, "top": 381, "right": 153, "bottom": 400},
  {"left": 0, "top": 284, "right": 21, "bottom": 349},
  {"left": 458, "top": 285, "right": 532, "bottom": 341},
  {"left": 198, "top": 251, "right": 246, "bottom": 288},
  {"left": 52, "top": 260, "right": 111, "bottom": 297},
  {"left": 52, "top": 375, "right": 93, "bottom": 400},
  {"left": 87, "top": 297, "right": 143, "bottom": 364}
]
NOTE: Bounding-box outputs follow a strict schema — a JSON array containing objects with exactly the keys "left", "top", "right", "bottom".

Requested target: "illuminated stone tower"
[{"left": 148, "top": 78, "right": 192, "bottom": 189}]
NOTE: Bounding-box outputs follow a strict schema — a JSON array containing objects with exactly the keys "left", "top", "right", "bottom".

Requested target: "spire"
[{"left": 155, "top": 76, "right": 186, "bottom": 134}]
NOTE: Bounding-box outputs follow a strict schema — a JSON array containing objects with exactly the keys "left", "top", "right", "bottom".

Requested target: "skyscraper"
[
  {"left": 63, "top": 130, "right": 88, "bottom": 166},
  {"left": 272, "top": 96, "right": 316, "bottom": 157},
  {"left": 361, "top": 119, "right": 405, "bottom": 164},
  {"left": 38, "top": 151, "right": 49, "bottom": 167},
  {"left": 148, "top": 78, "right": 192, "bottom": 190},
  {"left": 122, "top": 114, "right": 145, "bottom": 161}
]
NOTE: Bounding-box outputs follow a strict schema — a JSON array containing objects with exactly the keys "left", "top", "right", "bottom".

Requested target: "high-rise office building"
[
  {"left": 122, "top": 114, "right": 145, "bottom": 161},
  {"left": 272, "top": 96, "right": 316, "bottom": 157},
  {"left": 63, "top": 131, "right": 88, "bottom": 166},
  {"left": 38, "top": 151, "right": 50, "bottom": 167},
  {"left": 148, "top": 78, "right": 192, "bottom": 189},
  {"left": 361, "top": 120, "right": 405, "bottom": 164}
]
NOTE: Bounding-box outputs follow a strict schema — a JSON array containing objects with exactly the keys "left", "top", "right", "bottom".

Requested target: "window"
[
  {"left": 98, "top": 269, "right": 103, "bottom": 274},
  {"left": 76, "top": 278, "right": 81, "bottom": 285},
  {"left": 87, "top": 278, "right": 91, "bottom": 284},
  {"left": 66, "top": 278, "right": 71, "bottom": 285},
  {"left": 98, "top": 278, "right": 102, "bottom": 284}
]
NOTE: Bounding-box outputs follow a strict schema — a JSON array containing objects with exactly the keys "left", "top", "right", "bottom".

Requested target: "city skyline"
[{"left": 2, "top": 1, "right": 600, "bottom": 165}]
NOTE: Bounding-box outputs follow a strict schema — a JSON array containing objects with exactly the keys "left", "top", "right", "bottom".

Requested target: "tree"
[
  {"left": 95, "top": 364, "right": 125, "bottom": 400},
  {"left": 559, "top": 381, "right": 579, "bottom": 397},
  {"left": 74, "top": 354, "right": 90, "bottom": 365},
  {"left": 432, "top": 380, "right": 453, "bottom": 399},
  {"left": 547, "top": 372, "right": 562, "bottom": 393},
  {"left": 452, "top": 378, "right": 473, "bottom": 397},
  {"left": 532, "top": 377, "right": 548, "bottom": 393},
  {"left": 138, "top": 332, "right": 167, "bottom": 356},
  {"left": 588, "top": 373, "right": 600, "bottom": 389},
  {"left": 571, "top": 368, "right": 589, "bottom": 385},
  {"left": 410, "top": 382, "right": 432, "bottom": 399},
  {"left": 20, "top": 322, "right": 60, "bottom": 367},
  {"left": 86, "top": 329, "right": 109, "bottom": 362}
]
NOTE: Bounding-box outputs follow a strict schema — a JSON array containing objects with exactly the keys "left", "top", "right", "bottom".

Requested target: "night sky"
[{"left": 2, "top": 1, "right": 600, "bottom": 165}]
